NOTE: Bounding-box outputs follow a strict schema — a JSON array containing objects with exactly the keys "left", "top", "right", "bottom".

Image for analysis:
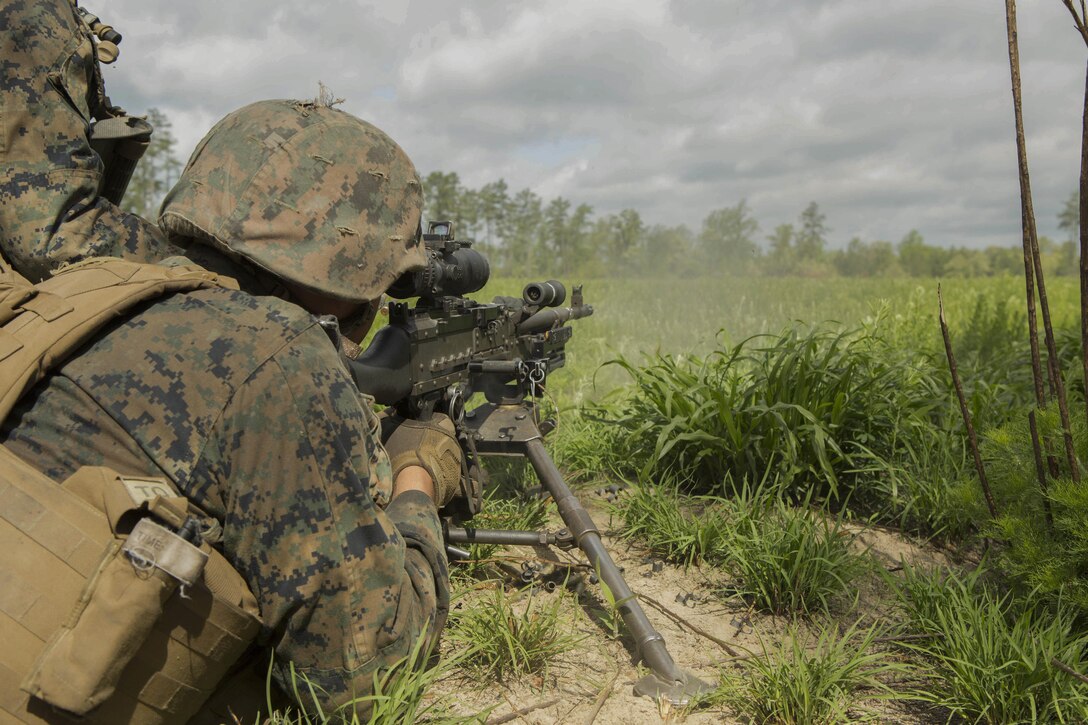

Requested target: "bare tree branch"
[
  {"left": 1007, "top": 0, "right": 1047, "bottom": 409},
  {"left": 1061, "top": 0, "right": 1088, "bottom": 43},
  {"left": 940, "top": 285, "right": 998, "bottom": 518}
]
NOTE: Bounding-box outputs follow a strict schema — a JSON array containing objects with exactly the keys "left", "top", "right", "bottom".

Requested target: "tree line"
[
  {"left": 425, "top": 171, "right": 1081, "bottom": 279},
  {"left": 120, "top": 109, "right": 1080, "bottom": 280}
]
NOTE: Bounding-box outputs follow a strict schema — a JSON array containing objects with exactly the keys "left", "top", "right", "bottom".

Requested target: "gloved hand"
[{"left": 380, "top": 412, "right": 464, "bottom": 507}]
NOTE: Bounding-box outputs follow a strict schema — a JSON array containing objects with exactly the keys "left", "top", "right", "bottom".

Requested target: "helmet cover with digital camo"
[{"left": 159, "top": 99, "right": 426, "bottom": 303}]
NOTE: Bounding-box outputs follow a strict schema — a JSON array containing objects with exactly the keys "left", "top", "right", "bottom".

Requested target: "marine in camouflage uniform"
[
  {"left": 0, "top": 0, "right": 180, "bottom": 280},
  {"left": 2, "top": 279, "right": 450, "bottom": 709},
  {"left": 1, "top": 2, "right": 452, "bottom": 710}
]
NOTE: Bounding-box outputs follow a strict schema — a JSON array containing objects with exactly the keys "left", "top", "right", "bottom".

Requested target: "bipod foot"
[{"left": 633, "top": 669, "right": 714, "bottom": 707}]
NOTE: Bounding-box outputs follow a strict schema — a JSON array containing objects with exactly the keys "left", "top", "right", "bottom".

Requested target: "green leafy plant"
[
  {"left": 958, "top": 405, "right": 1088, "bottom": 615},
  {"left": 891, "top": 565, "right": 1088, "bottom": 724},
  {"left": 702, "top": 621, "right": 908, "bottom": 724},
  {"left": 609, "top": 479, "right": 730, "bottom": 567},
  {"left": 447, "top": 586, "right": 581, "bottom": 682},
  {"left": 720, "top": 492, "right": 868, "bottom": 616}
]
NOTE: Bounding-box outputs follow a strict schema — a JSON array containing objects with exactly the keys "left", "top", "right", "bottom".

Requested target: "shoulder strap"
[{"left": 0, "top": 257, "right": 237, "bottom": 422}]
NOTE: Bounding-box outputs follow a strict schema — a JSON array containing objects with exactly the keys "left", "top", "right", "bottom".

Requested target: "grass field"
[
  {"left": 482, "top": 275, "right": 1082, "bottom": 403},
  {"left": 277, "top": 274, "right": 1088, "bottom": 723}
]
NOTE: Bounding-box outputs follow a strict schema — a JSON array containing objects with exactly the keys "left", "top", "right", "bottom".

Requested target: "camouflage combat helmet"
[{"left": 159, "top": 99, "right": 425, "bottom": 303}]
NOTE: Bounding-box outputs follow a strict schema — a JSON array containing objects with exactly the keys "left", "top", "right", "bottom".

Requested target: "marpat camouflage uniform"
[
  {"left": 1, "top": 0, "right": 446, "bottom": 714},
  {"left": 0, "top": 0, "right": 181, "bottom": 281},
  {"left": 1, "top": 274, "right": 450, "bottom": 710}
]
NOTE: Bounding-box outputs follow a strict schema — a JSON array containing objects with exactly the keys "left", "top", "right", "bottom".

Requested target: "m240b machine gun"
[{"left": 349, "top": 222, "right": 709, "bottom": 704}]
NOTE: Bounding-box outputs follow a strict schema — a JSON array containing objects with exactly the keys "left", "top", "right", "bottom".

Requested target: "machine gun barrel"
[{"left": 518, "top": 303, "right": 594, "bottom": 335}]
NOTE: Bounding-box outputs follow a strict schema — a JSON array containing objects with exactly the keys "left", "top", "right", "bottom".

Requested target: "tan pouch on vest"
[
  {"left": 22, "top": 528, "right": 185, "bottom": 714},
  {"left": 0, "top": 456, "right": 261, "bottom": 724}
]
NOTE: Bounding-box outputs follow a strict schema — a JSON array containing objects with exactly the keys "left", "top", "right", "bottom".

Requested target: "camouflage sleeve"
[
  {"left": 200, "top": 324, "right": 448, "bottom": 714},
  {"left": 0, "top": 0, "right": 180, "bottom": 281},
  {"left": 384, "top": 488, "right": 451, "bottom": 642}
]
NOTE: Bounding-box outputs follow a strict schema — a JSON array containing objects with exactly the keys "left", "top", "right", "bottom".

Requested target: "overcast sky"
[{"left": 100, "top": 0, "right": 1085, "bottom": 250}]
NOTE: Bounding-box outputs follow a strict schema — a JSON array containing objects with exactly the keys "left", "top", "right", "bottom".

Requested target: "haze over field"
[{"left": 101, "top": 0, "right": 1084, "bottom": 249}]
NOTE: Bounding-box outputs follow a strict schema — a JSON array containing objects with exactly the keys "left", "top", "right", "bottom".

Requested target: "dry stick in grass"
[
  {"left": 1007, "top": 0, "right": 1059, "bottom": 480},
  {"left": 637, "top": 593, "right": 741, "bottom": 657},
  {"left": 709, "top": 631, "right": 940, "bottom": 666},
  {"left": 1041, "top": 369, "right": 1060, "bottom": 477},
  {"left": 1008, "top": 0, "right": 1081, "bottom": 482},
  {"left": 710, "top": 632, "right": 941, "bottom": 666},
  {"left": 872, "top": 632, "right": 942, "bottom": 645},
  {"left": 1081, "top": 57, "right": 1088, "bottom": 430},
  {"left": 1042, "top": 331, "right": 1058, "bottom": 403},
  {"left": 1029, "top": 410, "right": 1055, "bottom": 529},
  {"left": 582, "top": 672, "right": 619, "bottom": 725},
  {"left": 485, "top": 697, "right": 562, "bottom": 725},
  {"left": 1052, "top": 656, "right": 1088, "bottom": 686},
  {"left": 939, "top": 286, "right": 998, "bottom": 519}
]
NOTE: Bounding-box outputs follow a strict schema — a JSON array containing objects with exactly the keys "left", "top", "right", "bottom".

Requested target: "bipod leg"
[{"left": 524, "top": 438, "right": 712, "bottom": 705}]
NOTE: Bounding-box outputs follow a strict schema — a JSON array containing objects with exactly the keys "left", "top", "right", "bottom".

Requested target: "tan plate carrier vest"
[{"left": 0, "top": 258, "right": 263, "bottom": 725}]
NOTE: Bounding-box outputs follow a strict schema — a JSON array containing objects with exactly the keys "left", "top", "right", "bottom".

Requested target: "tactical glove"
[{"left": 380, "top": 413, "right": 464, "bottom": 507}]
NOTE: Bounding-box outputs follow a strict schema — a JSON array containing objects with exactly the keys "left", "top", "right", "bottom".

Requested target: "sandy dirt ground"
[{"left": 429, "top": 498, "right": 961, "bottom": 725}]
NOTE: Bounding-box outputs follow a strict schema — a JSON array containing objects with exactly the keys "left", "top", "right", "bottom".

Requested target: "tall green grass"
[
  {"left": 703, "top": 622, "right": 908, "bottom": 724},
  {"left": 608, "top": 482, "right": 729, "bottom": 568},
  {"left": 612, "top": 482, "right": 867, "bottom": 615},
  {"left": 721, "top": 495, "right": 868, "bottom": 616},
  {"left": 597, "top": 319, "right": 967, "bottom": 533},
  {"left": 537, "top": 278, "right": 1088, "bottom": 542},
  {"left": 891, "top": 566, "right": 1088, "bottom": 724},
  {"left": 446, "top": 586, "right": 580, "bottom": 682}
]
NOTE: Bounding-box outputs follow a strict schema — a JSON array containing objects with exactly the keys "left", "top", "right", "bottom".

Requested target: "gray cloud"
[{"left": 98, "top": 0, "right": 1087, "bottom": 249}]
